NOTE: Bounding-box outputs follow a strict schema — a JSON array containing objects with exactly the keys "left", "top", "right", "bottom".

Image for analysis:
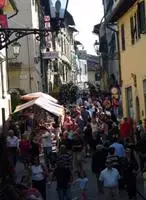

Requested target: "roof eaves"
[{"left": 107, "top": 0, "right": 137, "bottom": 22}]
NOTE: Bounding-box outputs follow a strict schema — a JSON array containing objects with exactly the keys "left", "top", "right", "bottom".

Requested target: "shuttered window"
[
  {"left": 137, "top": 1, "right": 146, "bottom": 34},
  {"left": 137, "top": 9, "right": 141, "bottom": 38},
  {"left": 121, "top": 24, "right": 125, "bottom": 51},
  {"left": 143, "top": 80, "right": 146, "bottom": 94},
  {"left": 143, "top": 80, "right": 146, "bottom": 115},
  {"left": 130, "top": 16, "right": 135, "bottom": 44},
  {"left": 134, "top": 14, "right": 138, "bottom": 40}
]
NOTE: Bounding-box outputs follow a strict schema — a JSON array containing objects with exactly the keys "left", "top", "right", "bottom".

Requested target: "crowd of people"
[{"left": 0, "top": 94, "right": 146, "bottom": 200}]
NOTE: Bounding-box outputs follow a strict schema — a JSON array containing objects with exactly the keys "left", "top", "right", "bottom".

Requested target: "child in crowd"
[{"left": 73, "top": 169, "right": 88, "bottom": 200}]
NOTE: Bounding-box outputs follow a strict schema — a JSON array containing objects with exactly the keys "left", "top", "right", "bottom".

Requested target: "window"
[
  {"left": 2, "top": 108, "right": 5, "bottom": 127},
  {"left": 121, "top": 24, "right": 125, "bottom": 51},
  {"left": 126, "top": 87, "right": 133, "bottom": 118},
  {"left": 85, "top": 64, "right": 87, "bottom": 74},
  {"left": 63, "top": 65, "right": 65, "bottom": 81},
  {"left": 61, "top": 38, "right": 63, "bottom": 53},
  {"left": 64, "top": 39, "right": 66, "bottom": 54},
  {"left": 134, "top": 14, "right": 138, "bottom": 40},
  {"left": 143, "top": 80, "right": 146, "bottom": 116},
  {"left": 130, "top": 16, "right": 135, "bottom": 44},
  {"left": 137, "top": 1, "right": 146, "bottom": 34}
]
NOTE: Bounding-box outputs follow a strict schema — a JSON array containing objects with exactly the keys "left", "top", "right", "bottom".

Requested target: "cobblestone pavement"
[{"left": 16, "top": 158, "right": 144, "bottom": 200}]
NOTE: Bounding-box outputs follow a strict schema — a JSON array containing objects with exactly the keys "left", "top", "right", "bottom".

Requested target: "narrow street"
[{"left": 15, "top": 158, "right": 140, "bottom": 200}]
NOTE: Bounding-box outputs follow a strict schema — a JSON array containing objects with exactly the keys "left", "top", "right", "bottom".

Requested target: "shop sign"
[{"left": 42, "top": 51, "right": 58, "bottom": 60}]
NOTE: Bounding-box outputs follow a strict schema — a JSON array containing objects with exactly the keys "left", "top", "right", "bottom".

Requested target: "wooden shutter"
[
  {"left": 130, "top": 16, "right": 135, "bottom": 44},
  {"left": 137, "top": 8, "right": 141, "bottom": 38},
  {"left": 134, "top": 14, "right": 138, "bottom": 40},
  {"left": 143, "top": 80, "right": 146, "bottom": 94},
  {"left": 138, "top": 1, "right": 146, "bottom": 33},
  {"left": 121, "top": 24, "right": 125, "bottom": 51}
]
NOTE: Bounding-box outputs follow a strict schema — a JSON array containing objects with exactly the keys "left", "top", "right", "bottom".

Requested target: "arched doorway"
[{"left": 136, "top": 96, "right": 140, "bottom": 121}]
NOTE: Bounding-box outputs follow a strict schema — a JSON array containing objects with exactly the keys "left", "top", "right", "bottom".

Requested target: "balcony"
[{"left": 106, "top": 0, "right": 137, "bottom": 22}]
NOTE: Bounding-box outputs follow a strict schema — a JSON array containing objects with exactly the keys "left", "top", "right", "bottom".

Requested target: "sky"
[{"left": 68, "top": 0, "right": 104, "bottom": 55}]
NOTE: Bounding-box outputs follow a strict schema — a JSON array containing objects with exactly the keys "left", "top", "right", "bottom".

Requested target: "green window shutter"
[
  {"left": 121, "top": 24, "right": 125, "bottom": 51},
  {"left": 138, "top": 1, "right": 146, "bottom": 33}
]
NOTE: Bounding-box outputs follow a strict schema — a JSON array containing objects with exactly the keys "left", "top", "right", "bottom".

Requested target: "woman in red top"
[
  {"left": 19, "top": 134, "right": 31, "bottom": 167},
  {"left": 120, "top": 118, "right": 131, "bottom": 143},
  {"left": 63, "top": 114, "right": 73, "bottom": 131}
]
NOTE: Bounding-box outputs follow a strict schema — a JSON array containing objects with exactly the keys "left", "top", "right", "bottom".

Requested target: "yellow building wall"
[
  {"left": 118, "top": 1, "right": 146, "bottom": 120},
  {"left": 8, "top": 65, "right": 41, "bottom": 93}
]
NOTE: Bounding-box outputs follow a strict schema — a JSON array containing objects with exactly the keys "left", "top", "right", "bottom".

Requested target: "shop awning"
[
  {"left": 20, "top": 92, "right": 58, "bottom": 103},
  {"left": 14, "top": 97, "right": 64, "bottom": 117}
]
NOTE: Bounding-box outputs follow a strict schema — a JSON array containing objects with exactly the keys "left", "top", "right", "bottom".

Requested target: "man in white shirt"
[
  {"left": 99, "top": 160, "right": 120, "bottom": 200},
  {"left": 7, "top": 129, "right": 19, "bottom": 167},
  {"left": 42, "top": 128, "right": 52, "bottom": 168}
]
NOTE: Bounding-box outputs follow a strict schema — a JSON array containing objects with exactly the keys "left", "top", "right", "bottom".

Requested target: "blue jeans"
[
  {"left": 113, "top": 107, "right": 119, "bottom": 117},
  {"left": 57, "top": 188, "right": 71, "bottom": 200}
]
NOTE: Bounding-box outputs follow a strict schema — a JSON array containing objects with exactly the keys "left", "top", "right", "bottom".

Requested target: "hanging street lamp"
[
  {"left": 0, "top": 41, "right": 21, "bottom": 63},
  {"left": 48, "top": 0, "right": 69, "bottom": 31},
  {"left": 49, "top": 0, "right": 69, "bottom": 20},
  {"left": 12, "top": 41, "right": 21, "bottom": 58},
  {"left": 0, "top": 0, "right": 69, "bottom": 50},
  {"left": 94, "top": 40, "right": 101, "bottom": 56}
]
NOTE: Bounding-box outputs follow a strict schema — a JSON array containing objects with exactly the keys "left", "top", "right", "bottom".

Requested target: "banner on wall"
[
  {"left": 3, "top": 0, "right": 16, "bottom": 13},
  {"left": 0, "top": 0, "right": 7, "bottom": 9},
  {"left": 0, "top": 15, "right": 8, "bottom": 28}
]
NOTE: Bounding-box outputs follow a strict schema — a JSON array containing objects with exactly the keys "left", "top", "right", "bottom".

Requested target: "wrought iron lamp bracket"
[{"left": 0, "top": 28, "right": 50, "bottom": 50}]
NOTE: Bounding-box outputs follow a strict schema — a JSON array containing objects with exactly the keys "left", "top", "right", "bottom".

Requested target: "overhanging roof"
[
  {"left": 68, "top": 26, "right": 78, "bottom": 32},
  {"left": 14, "top": 97, "right": 64, "bottom": 117},
  {"left": 109, "top": 0, "right": 137, "bottom": 22},
  {"left": 74, "top": 40, "right": 82, "bottom": 46},
  {"left": 65, "top": 11, "right": 75, "bottom": 26},
  {"left": 93, "top": 23, "right": 101, "bottom": 35}
]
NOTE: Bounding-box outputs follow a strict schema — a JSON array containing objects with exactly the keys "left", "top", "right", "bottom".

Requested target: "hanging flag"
[
  {"left": 0, "top": 0, "right": 7, "bottom": 9},
  {"left": 0, "top": 15, "right": 8, "bottom": 28},
  {"left": 3, "top": 0, "right": 17, "bottom": 13}
]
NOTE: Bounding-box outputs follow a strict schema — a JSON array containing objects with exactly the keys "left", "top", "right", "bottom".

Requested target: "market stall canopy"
[
  {"left": 20, "top": 92, "right": 58, "bottom": 103},
  {"left": 14, "top": 97, "right": 64, "bottom": 117}
]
